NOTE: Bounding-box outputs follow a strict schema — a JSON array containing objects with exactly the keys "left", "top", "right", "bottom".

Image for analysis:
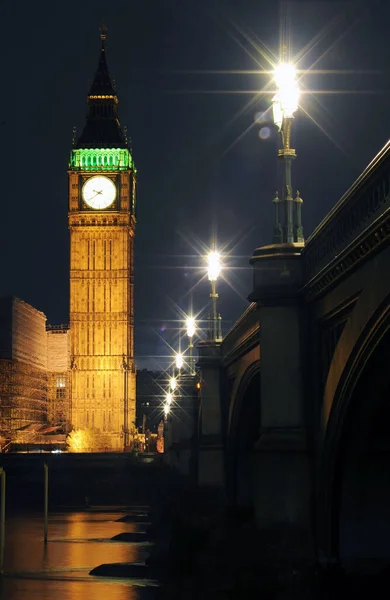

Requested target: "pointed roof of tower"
[
  {"left": 89, "top": 24, "right": 116, "bottom": 96},
  {"left": 75, "top": 26, "right": 127, "bottom": 149}
]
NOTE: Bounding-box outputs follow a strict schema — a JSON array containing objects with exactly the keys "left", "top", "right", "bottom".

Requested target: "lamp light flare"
[
  {"left": 170, "top": 377, "right": 177, "bottom": 391},
  {"left": 273, "top": 63, "right": 297, "bottom": 90},
  {"left": 166, "top": 392, "right": 173, "bottom": 405},
  {"left": 175, "top": 353, "right": 184, "bottom": 369},
  {"left": 164, "top": 404, "right": 170, "bottom": 416},
  {"left": 273, "top": 63, "right": 300, "bottom": 128},
  {"left": 207, "top": 251, "right": 222, "bottom": 282},
  {"left": 186, "top": 316, "right": 196, "bottom": 338}
]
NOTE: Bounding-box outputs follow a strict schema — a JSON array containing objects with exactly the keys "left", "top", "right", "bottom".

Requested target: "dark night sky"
[{"left": 1, "top": 0, "right": 390, "bottom": 369}]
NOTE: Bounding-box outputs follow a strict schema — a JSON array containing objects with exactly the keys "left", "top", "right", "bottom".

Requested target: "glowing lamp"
[
  {"left": 207, "top": 251, "right": 222, "bottom": 282},
  {"left": 186, "top": 316, "right": 196, "bottom": 339},
  {"left": 166, "top": 392, "right": 173, "bottom": 405},
  {"left": 273, "top": 63, "right": 299, "bottom": 129},
  {"left": 164, "top": 404, "right": 170, "bottom": 416},
  {"left": 175, "top": 353, "right": 184, "bottom": 370},
  {"left": 170, "top": 377, "right": 177, "bottom": 391}
]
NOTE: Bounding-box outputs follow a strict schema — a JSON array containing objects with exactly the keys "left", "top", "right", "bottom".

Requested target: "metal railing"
[{"left": 303, "top": 140, "right": 390, "bottom": 284}]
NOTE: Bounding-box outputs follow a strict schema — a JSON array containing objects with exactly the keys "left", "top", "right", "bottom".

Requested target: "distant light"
[
  {"left": 175, "top": 353, "right": 184, "bottom": 369},
  {"left": 164, "top": 404, "right": 170, "bottom": 416},
  {"left": 170, "top": 377, "right": 177, "bottom": 391},
  {"left": 186, "top": 316, "right": 196, "bottom": 338},
  {"left": 207, "top": 252, "right": 222, "bottom": 282},
  {"left": 166, "top": 392, "right": 173, "bottom": 405},
  {"left": 196, "top": 382, "right": 201, "bottom": 390}
]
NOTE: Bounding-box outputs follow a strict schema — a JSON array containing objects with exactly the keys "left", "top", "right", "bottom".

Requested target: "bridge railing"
[{"left": 303, "top": 140, "right": 390, "bottom": 286}]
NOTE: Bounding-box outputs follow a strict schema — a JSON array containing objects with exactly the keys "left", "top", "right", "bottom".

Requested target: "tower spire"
[
  {"left": 100, "top": 22, "right": 107, "bottom": 46},
  {"left": 89, "top": 25, "right": 116, "bottom": 97},
  {"left": 75, "top": 26, "right": 127, "bottom": 149}
]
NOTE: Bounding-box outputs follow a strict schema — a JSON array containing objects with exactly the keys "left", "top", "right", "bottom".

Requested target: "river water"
[{"left": 0, "top": 509, "right": 159, "bottom": 600}]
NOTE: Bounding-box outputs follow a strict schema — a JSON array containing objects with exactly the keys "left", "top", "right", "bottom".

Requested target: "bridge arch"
[
  {"left": 227, "top": 361, "right": 261, "bottom": 512},
  {"left": 318, "top": 296, "right": 390, "bottom": 566}
]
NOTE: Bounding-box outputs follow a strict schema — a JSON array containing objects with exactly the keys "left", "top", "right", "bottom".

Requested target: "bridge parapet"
[{"left": 303, "top": 141, "right": 390, "bottom": 300}]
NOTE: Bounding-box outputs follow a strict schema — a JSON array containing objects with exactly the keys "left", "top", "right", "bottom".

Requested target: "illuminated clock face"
[{"left": 82, "top": 176, "right": 116, "bottom": 209}]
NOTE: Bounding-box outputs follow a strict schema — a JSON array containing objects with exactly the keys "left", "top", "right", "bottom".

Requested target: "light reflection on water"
[
  {"left": 0, "top": 511, "right": 158, "bottom": 600},
  {"left": 0, "top": 578, "right": 157, "bottom": 600}
]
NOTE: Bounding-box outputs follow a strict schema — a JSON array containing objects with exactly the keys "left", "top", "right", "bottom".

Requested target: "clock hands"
[{"left": 89, "top": 190, "right": 103, "bottom": 201}]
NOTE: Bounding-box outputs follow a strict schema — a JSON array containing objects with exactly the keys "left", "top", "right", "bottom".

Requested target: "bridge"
[{"left": 193, "top": 139, "right": 390, "bottom": 567}]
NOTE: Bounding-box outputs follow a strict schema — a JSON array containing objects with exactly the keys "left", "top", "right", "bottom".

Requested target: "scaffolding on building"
[{"left": 0, "top": 359, "right": 48, "bottom": 438}]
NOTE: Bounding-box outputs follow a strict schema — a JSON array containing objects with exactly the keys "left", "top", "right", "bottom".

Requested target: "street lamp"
[
  {"left": 272, "top": 62, "right": 304, "bottom": 244},
  {"left": 185, "top": 316, "right": 196, "bottom": 375},
  {"left": 170, "top": 376, "right": 177, "bottom": 391},
  {"left": 164, "top": 404, "right": 170, "bottom": 417},
  {"left": 207, "top": 251, "right": 222, "bottom": 341},
  {"left": 186, "top": 316, "right": 196, "bottom": 339},
  {"left": 165, "top": 392, "right": 173, "bottom": 406},
  {"left": 175, "top": 352, "right": 184, "bottom": 371},
  {"left": 273, "top": 64, "right": 299, "bottom": 128}
]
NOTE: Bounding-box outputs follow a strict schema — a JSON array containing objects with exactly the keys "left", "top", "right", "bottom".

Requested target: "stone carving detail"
[{"left": 68, "top": 213, "right": 130, "bottom": 227}]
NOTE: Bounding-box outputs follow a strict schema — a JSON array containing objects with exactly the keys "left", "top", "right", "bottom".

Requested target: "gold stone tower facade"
[{"left": 68, "top": 29, "right": 136, "bottom": 450}]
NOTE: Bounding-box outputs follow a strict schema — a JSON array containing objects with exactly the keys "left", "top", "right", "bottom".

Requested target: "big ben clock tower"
[{"left": 68, "top": 27, "right": 136, "bottom": 450}]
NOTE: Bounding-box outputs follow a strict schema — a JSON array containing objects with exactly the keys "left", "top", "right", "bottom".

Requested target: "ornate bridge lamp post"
[
  {"left": 162, "top": 403, "right": 171, "bottom": 452},
  {"left": 196, "top": 251, "right": 224, "bottom": 487},
  {"left": 272, "top": 63, "right": 304, "bottom": 244},
  {"left": 246, "top": 60, "right": 310, "bottom": 563},
  {"left": 162, "top": 393, "right": 173, "bottom": 452},
  {"left": 175, "top": 352, "right": 184, "bottom": 373},
  {"left": 207, "top": 251, "right": 223, "bottom": 341},
  {"left": 185, "top": 316, "right": 196, "bottom": 375}
]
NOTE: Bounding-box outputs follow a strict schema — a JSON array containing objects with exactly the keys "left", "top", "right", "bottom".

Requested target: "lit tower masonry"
[{"left": 68, "top": 27, "right": 136, "bottom": 451}]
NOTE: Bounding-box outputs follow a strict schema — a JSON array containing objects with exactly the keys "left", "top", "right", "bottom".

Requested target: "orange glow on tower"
[{"left": 68, "top": 29, "right": 136, "bottom": 450}]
